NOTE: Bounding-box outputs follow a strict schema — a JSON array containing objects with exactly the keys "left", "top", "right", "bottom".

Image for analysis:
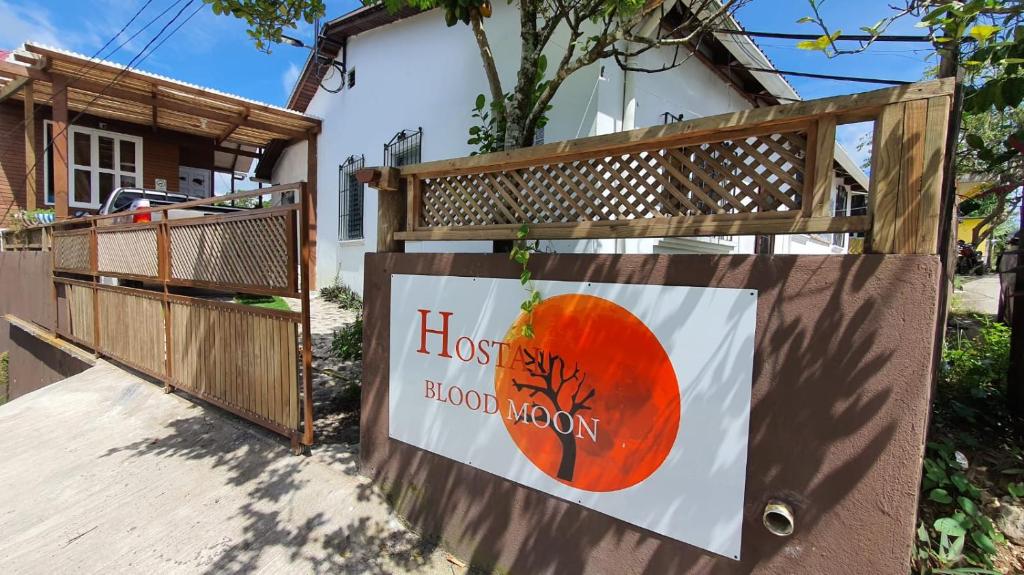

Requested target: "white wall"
[{"left": 274, "top": 7, "right": 848, "bottom": 292}]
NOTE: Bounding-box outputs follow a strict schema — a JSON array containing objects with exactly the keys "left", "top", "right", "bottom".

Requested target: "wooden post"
[
  {"left": 802, "top": 118, "right": 837, "bottom": 219},
  {"left": 24, "top": 81, "right": 36, "bottom": 212},
  {"left": 305, "top": 130, "right": 318, "bottom": 291},
  {"left": 51, "top": 74, "right": 69, "bottom": 219},
  {"left": 298, "top": 183, "right": 315, "bottom": 448},
  {"left": 375, "top": 167, "right": 406, "bottom": 253}
]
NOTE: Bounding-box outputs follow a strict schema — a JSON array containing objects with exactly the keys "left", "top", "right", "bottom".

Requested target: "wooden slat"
[
  {"left": 401, "top": 79, "right": 954, "bottom": 178},
  {"left": 868, "top": 102, "right": 905, "bottom": 253},
  {"left": 917, "top": 96, "right": 951, "bottom": 254},
  {"left": 804, "top": 118, "right": 838, "bottom": 218},
  {"left": 396, "top": 214, "right": 870, "bottom": 241},
  {"left": 895, "top": 98, "right": 928, "bottom": 253}
]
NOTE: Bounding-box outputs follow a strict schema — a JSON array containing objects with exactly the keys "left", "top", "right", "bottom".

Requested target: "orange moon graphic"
[{"left": 494, "top": 294, "right": 680, "bottom": 492}]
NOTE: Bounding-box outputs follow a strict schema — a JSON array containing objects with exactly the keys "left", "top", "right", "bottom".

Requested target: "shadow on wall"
[{"left": 359, "top": 252, "right": 942, "bottom": 574}]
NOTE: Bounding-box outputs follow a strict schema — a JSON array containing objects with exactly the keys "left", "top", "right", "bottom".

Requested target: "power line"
[
  {"left": 2, "top": 0, "right": 185, "bottom": 142},
  {"left": 714, "top": 28, "right": 932, "bottom": 43},
  {"left": 734, "top": 65, "right": 912, "bottom": 85}
]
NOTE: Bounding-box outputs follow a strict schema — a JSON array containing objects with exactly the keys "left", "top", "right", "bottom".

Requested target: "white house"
[{"left": 264, "top": 2, "right": 869, "bottom": 293}]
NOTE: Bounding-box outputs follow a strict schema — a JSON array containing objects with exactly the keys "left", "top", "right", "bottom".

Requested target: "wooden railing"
[
  {"left": 39, "top": 183, "right": 315, "bottom": 449},
  {"left": 361, "top": 78, "right": 954, "bottom": 256}
]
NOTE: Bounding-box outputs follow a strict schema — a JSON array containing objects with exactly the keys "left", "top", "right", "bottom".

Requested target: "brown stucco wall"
[
  {"left": 361, "top": 253, "right": 942, "bottom": 574},
  {"left": 0, "top": 252, "right": 88, "bottom": 400}
]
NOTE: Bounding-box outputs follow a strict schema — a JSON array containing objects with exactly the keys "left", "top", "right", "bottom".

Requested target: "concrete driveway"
[
  {"left": 0, "top": 361, "right": 465, "bottom": 575},
  {"left": 958, "top": 275, "right": 1001, "bottom": 316}
]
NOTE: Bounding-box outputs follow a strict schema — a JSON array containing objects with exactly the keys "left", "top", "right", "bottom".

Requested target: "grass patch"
[{"left": 234, "top": 294, "right": 291, "bottom": 312}]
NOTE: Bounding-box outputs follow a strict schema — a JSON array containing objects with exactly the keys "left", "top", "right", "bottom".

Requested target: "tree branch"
[{"left": 469, "top": 10, "right": 505, "bottom": 121}]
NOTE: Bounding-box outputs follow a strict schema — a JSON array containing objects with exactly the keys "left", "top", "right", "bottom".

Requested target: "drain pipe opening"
[{"left": 763, "top": 500, "right": 795, "bottom": 537}]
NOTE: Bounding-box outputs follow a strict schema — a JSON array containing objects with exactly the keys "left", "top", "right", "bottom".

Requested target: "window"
[
  {"left": 832, "top": 184, "right": 849, "bottom": 247},
  {"left": 339, "top": 155, "right": 365, "bottom": 241},
  {"left": 533, "top": 125, "right": 545, "bottom": 146},
  {"left": 44, "top": 122, "right": 143, "bottom": 209},
  {"left": 384, "top": 128, "right": 422, "bottom": 167}
]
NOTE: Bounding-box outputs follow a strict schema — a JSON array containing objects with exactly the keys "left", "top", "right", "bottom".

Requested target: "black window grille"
[
  {"left": 339, "top": 155, "right": 365, "bottom": 241},
  {"left": 661, "top": 112, "right": 684, "bottom": 125},
  {"left": 384, "top": 128, "right": 422, "bottom": 167}
]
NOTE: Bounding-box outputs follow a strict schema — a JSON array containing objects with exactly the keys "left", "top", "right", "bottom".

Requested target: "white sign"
[{"left": 389, "top": 274, "right": 757, "bottom": 559}]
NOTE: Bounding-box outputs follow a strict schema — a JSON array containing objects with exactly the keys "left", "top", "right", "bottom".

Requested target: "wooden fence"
[
  {"left": 34, "top": 183, "right": 315, "bottom": 449},
  {"left": 361, "top": 78, "right": 954, "bottom": 256}
]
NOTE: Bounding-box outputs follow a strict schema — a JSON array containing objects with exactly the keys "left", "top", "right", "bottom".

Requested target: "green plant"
[
  {"left": 941, "top": 318, "right": 1011, "bottom": 406},
  {"left": 914, "top": 441, "right": 1005, "bottom": 573},
  {"left": 509, "top": 224, "right": 542, "bottom": 338},
  {"left": 332, "top": 317, "right": 363, "bottom": 362},
  {"left": 0, "top": 352, "right": 8, "bottom": 406},
  {"left": 319, "top": 283, "right": 363, "bottom": 311}
]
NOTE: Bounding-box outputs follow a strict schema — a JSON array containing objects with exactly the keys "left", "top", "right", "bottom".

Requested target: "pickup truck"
[{"left": 100, "top": 188, "right": 250, "bottom": 223}]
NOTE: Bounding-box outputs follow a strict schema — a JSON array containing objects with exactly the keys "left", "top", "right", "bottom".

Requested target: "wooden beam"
[
  {"left": 213, "top": 145, "right": 262, "bottom": 159},
  {"left": 26, "top": 45, "right": 318, "bottom": 130},
  {"left": 51, "top": 74, "right": 69, "bottom": 219},
  {"left": 306, "top": 132, "right": 318, "bottom": 290},
  {"left": 0, "top": 77, "right": 29, "bottom": 103},
  {"left": 216, "top": 109, "right": 248, "bottom": 145},
  {"left": 24, "top": 81, "right": 36, "bottom": 211},
  {"left": 378, "top": 181, "right": 408, "bottom": 252},
  {"left": 394, "top": 214, "right": 870, "bottom": 242},
  {"left": 399, "top": 78, "right": 955, "bottom": 178},
  {"left": 0, "top": 61, "right": 50, "bottom": 82},
  {"left": 55, "top": 77, "right": 308, "bottom": 140}
]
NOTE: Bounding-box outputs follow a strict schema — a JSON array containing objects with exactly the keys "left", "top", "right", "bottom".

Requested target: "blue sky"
[{"left": 1, "top": 0, "right": 933, "bottom": 163}]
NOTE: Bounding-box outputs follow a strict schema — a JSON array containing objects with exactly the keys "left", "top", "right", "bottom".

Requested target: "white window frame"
[{"left": 44, "top": 122, "right": 143, "bottom": 210}]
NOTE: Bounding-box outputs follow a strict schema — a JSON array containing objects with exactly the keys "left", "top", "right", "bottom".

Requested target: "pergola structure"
[
  {"left": 0, "top": 43, "right": 321, "bottom": 211},
  {"left": 0, "top": 42, "right": 321, "bottom": 284}
]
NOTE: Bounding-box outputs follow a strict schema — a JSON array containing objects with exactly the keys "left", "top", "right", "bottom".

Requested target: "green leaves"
[
  {"left": 510, "top": 223, "right": 541, "bottom": 339},
  {"left": 202, "top": 0, "right": 326, "bottom": 52},
  {"left": 796, "top": 30, "right": 841, "bottom": 52},
  {"left": 1008, "top": 481, "right": 1024, "bottom": 498},
  {"left": 931, "top": 488, "right": 955, "bottom": 504},
  {"left": 935, "top": 516, "right": 967, "bottom": 538},
  {"left": 969, "top": 24, "right": 1001, "bottom": 42}
]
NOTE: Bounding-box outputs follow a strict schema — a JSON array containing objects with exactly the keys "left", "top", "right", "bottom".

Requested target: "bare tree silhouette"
[{"left": 511, "top": 349, "right": 595, "bottom": 481}]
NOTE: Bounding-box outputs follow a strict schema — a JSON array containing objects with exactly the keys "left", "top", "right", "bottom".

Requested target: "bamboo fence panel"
[
  {"left": 167, "top": 210, "right": 295, "bottom": 293},
  {"left": 96, "top": 226, "right": 159, "bottom": 277},
  {"left": 168, "top": 300, "right": 298, "bottom": 433},
  {"left": 97, "top": 289, "right": 166, "bottom": 377},
  {"left": 52, "top": 230, "right": 92, "bottom": 273},
  {"left": 65, "top": 283, "right": 95, "bottom": 345}
]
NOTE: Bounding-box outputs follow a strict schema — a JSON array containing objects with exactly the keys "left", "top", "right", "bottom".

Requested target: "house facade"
[{"left": 266, "top": 3, "right": 868, "bottom": 293}]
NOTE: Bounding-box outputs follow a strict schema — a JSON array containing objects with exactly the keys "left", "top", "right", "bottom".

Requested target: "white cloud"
[
  {"left": 0, "top": 0, "right": 66, "bottom": 50},
  {"left": 282, "top": 62, "right": 300, "bottom": 99}
]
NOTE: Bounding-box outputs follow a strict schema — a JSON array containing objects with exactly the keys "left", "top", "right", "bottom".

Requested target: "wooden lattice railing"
[
  {"left": 363, "top": 78, "right": 955, "bottom": 256},
  {"left": 41, "top": 183, "right": 317, "bottom": 449}
]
